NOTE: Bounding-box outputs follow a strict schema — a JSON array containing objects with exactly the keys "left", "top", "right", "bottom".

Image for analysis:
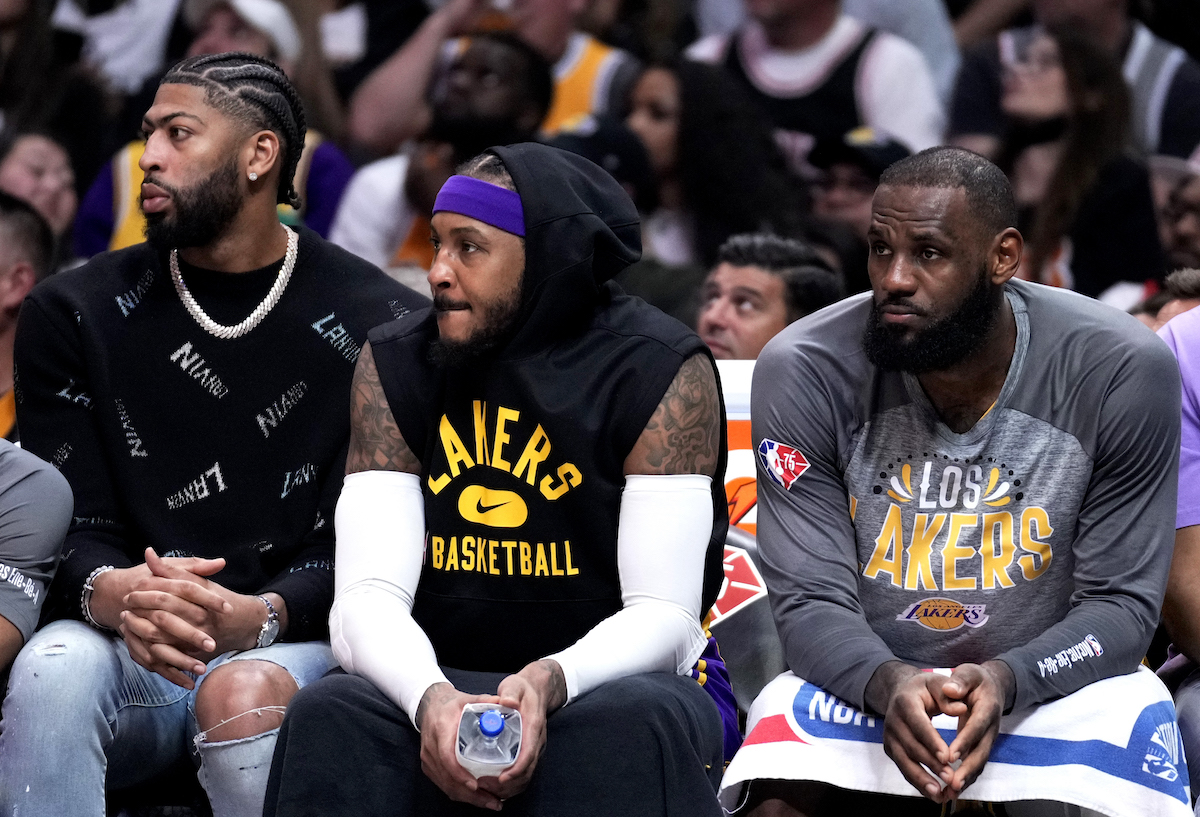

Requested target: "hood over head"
[{"left": 487, "top": 142, "right": 641, "bottom": 357}]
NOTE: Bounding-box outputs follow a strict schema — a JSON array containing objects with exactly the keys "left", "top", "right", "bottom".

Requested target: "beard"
[
  {"left": 428, "top": 279, "right": 524, "bottom": 369},
  {"left": 426, "top": 109, "right": 530, "bottom": 164},
  {"left": 862, "top": 266, "right": 1002, "bottom": 373},
  {"left": 144, "top": 158, "right": 243, "bottom": 251}
]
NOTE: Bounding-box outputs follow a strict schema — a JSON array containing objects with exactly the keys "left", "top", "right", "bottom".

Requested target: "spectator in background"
[
  {"left": 950, "top": 0, "right": 1200, "bottom": 162},
  {"left": 1155, "top": 268, "right": 1200, "bottom": 328},
  {"left": 687, "top": 0, "right": 961, "bottom": 107},
  {"left": 1161, "top": 157, "right": 1200, "bottom": 272},
  {"left": 686, "top": 0, "right": 944, "bottom": 178},
  {"left": 810, "top": 126, "right": 910, "bottom": 242},
  {"left": 0, "top": 130, "right": 77, "bottom": 264},
  {"left": 3, "top": 0, "right": 117, "bottom": 194},
  {"left": 1157, "top": 303, "right": 1200, "bottom": 809},
  {"left": 328, "top": 31, "right": 552, "bottom": 288},
  {"left": 73, "top": 0, "right": 356, "bottom": 258},
  {"left": 0, "top": 190, "right": 53, "bottom": 441},
  {"left": 1130, "top": 288, "right": 1172, "bottom": 329},
  {"left": 998, "top": 26, "right": 1164, "bottom": 301},
  {"left": 347, "top": 0, "right": 640, "bottom": 156},
  {"left": 698, "top": 233, "right": 842, "bottom": 361},
  {"left": 625, "top": 61, "right": 803, "bottom": 270}
]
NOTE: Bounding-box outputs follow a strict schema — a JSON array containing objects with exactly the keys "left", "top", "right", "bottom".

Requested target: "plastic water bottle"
[{"left": 456, "top": 703, "right": 522, "bottom": 779}]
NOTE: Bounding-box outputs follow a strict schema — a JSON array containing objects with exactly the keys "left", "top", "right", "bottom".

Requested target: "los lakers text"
[{"left": 857, "top": 461, "right": 1054, "bottom": 592}]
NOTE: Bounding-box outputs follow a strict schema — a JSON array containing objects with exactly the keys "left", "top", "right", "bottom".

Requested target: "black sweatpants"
[{"left": 263, "top": 668, "right": 725, "bottom": 817}]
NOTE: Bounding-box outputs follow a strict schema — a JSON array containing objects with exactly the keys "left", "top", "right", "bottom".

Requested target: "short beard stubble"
[
  {"left": 862, "top": 265, "right": 1002, "bottom": 373},
  {"left": 428, "top": 277, "right": 524, "bottom": 369},
  {"left": 144, "top": 158, "right": 243, "bottom": 251}
]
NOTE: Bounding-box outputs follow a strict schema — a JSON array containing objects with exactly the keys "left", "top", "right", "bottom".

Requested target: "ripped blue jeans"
[{"left": 0, "top": 619, "right": 336, "bottom": 817}]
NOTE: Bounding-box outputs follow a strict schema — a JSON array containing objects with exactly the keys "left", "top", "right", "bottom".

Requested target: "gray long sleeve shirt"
[{"left": 752, "top": 280, "right": 1181, "bottom": 713}]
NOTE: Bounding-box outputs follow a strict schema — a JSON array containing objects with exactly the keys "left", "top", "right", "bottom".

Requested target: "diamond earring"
[{"left": 248, "top": 172, "right": 258, "bottom": 181}]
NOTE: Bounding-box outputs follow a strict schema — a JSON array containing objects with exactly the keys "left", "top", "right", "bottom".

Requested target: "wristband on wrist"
[
  {"left": 81, "top": 565, "right": 118, "bottom": 633},
  {"left": 255, "top": 594, "right": 280, "bottom": 649}
]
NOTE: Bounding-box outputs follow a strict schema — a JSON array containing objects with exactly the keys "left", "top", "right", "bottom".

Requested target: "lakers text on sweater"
[
  {"left": 857, "top": 460, "right": 1055, "bottom": 593},
  {"left": 427, "top": 402, "right": 583, "bottom": 502},
  {"left": 256, "top": 381, "right": 308, "bottom": 438},
  {"left": 429, "top": 535, "right": 580, "bottom": 577},
  {"left": 169, "top": 342, "right": 229, "bottom": 398},
  {"left": 310, "top": 312, "right": 361, "bottom": 362},
  {"left": 115, "top": 269, "right": 155, "bottom": 317},
  {"left": 166, "top": 462, "right": 228, "bottom": 510}
]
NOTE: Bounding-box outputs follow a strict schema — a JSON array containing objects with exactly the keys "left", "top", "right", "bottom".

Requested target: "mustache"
[
  {"left": 433, "top": 294, "right": 470, "bottom": 311},
  {"left": 142, "top": 175, "right": 182, "bottom": 198},
  {"left": 874, "top": 295, "right": 930, "bottom": 316}
]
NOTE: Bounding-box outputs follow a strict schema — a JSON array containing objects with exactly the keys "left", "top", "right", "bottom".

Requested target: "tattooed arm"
[
  {"left": 535, "top": 352, "right": 717, "bottom": 717},
  {"left": 624, "top": 352, "right": 721, "bottom": 477},
  {"left": 346, "top": 342, "right": 421, "bottom": 475}
]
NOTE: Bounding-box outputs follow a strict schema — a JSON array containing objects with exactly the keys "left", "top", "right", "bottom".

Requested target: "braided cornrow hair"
[{"left": 162, "top": 52, "right": 307, "bottom": 208}]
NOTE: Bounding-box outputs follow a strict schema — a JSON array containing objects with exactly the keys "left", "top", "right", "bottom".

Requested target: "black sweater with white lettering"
[{"left": 15, "top": 227, "right": 426, "bottom": 641}]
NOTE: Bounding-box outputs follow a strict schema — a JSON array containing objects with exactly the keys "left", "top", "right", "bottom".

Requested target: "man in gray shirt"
[{"left": 743, "top": 147, "right": 1181, "bottom": 812}]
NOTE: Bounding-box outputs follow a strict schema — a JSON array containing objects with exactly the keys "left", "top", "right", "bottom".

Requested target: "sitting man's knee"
[{"left": 195, "top": 660, "right": 299, "bottom": 742}]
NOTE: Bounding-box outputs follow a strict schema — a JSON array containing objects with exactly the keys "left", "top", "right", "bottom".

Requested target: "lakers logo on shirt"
[
  {"left": 859, "top": 456, "right": 1052, "bottom": 592},
  {"left": 897, "top": 598, "right": 989, "bottom": 631},
  {"left": 459, "top": 485, "right": 528, "bottom": 528}
]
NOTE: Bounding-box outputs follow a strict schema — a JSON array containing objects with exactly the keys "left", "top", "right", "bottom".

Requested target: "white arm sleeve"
[
  {"left": 329, "top": 470, "right": 448, "bottom": 725},
  {"left": 545, "top": 474, "right": 713, "bottom": 703}
]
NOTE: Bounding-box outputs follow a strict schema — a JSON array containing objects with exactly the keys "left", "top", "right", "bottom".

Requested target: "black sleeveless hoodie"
[{"left": 368, "top": 144, "right": 728, "bottom": 672}]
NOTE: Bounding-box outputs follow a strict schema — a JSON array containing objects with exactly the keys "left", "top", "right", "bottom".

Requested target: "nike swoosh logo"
[{"left": 458, "top": 485, "right": 528, "bottom": 528}]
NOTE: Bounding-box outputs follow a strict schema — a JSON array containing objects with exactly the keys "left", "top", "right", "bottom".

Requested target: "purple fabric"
[
  {"left": 432, "top": 175, "right": 525, "bottom": 237},
  {"left": 690, "top": 632, "right": 742, "bottom": 762},
  {"left": 73, "top": 158, "right": 116, "bottom": 259},
  {"left": 303, "top": 140, "right": 355, "bottom": 239},
  {"left": 1160, "top": 308, "right": 1200, "bottom": 528}
]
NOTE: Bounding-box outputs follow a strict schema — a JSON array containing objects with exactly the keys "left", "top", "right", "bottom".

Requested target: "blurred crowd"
[{"left": 1, "top": 0, "right": 1199, "bottom": 368}]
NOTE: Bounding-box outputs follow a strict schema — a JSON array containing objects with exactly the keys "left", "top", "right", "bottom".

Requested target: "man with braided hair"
[{"left": 0, "top": 52, "right": 425, "bottom": 817}]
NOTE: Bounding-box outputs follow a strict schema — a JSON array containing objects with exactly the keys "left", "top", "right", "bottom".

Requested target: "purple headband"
[{"left": 432, "top": 175, "right": 525, "bottom": 237}]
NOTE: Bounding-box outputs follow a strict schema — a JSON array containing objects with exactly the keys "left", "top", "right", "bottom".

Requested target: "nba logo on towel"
[{"left": 758, "top": 439, "right": 810, "bottom": 490}]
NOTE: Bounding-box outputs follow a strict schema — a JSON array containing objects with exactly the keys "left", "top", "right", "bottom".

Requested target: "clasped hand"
[
  {"left": 115, "top": 548, "right": 250, "bottom": 688},
  {"left": 880, "top": 661, "right": 1014, "bottom": 803},
  {"left": 415, "top": 660, "right": 566, "bottom": 811}
]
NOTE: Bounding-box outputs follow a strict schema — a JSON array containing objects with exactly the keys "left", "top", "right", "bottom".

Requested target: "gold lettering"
[
  {"left": 981, "top": 512, "right": 1016, "bottom": 589},
  {"left": 502, "top": 540, "right": 517, "bottom": 575},
  {"left": 473, "top": 401, "right": 490, "bottom": 466},
  {"left": 904, "top": 513, "right": 944, "bottom": 590},
  {"left": 540, "top": 463, "right": 583, "bottom": 500},
  {"left": 1019, "top": 507, "right": 1054, "bottom": 580},
  {"left": 942, "top": 513, "right": 978, "bottom": 590},
  {"left": 432, "top": 536, "right": 444, "bottom": 570},
  {"left": 550, "top": 542, "right": 565, "bottom": 576},
  {"left": 565, "top": 540, "right": 579, "bottom": 575},
  {"left": 493, "top": 407, "right": 519, "bottom": 472},
  {"left": 446, "top": 537, "right": 459, "bottom": 571},
  {"left": 535, "top": 542, "right": 550, "bottom": 576},
  {"left": 520, "top": 541, "right": 532, "bottom": 575},
  {"left": 439, "top": 416, "right": 474, "bottom": 477},
  {"left": 864, "top": 504, "right": 903, "bottom": 587},
  {"left": 461, "top": 536, "right": 476, "bottom": 571},
  {"left": 476, "top": 538, "right": 486, "bottom": 573},
  {"left": 513, "top": 425, "right": 552, "bottom": 486},
  {"left": 489, "top": 540, "right": 500, "bottom": 575},
  {"left": 428, "top": 472, "right": 451, "bottom": 494}
]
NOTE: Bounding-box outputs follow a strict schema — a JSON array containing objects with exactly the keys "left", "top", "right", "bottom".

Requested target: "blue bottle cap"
[{"left": 478, "top": 710, "right": 505, "bottom": 738}]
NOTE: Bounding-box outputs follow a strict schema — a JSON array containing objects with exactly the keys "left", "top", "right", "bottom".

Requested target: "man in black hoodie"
[{"left": 264, "top": 143, "right": 731, "bottom": 816}]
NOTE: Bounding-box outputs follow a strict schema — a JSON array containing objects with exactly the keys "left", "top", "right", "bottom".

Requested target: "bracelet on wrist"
[{"left": 81, "top": 565, "right": 118, "bottom": 633}]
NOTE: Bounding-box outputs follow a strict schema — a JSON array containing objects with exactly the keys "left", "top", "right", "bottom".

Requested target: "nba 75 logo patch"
[{"left": 757, "top": 439, "right": 810, "bottom": 490}]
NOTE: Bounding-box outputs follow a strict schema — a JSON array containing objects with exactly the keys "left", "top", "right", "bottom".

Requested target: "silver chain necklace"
[{"left": 170, "top": 225, "right": 299, "bottom": 340}]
